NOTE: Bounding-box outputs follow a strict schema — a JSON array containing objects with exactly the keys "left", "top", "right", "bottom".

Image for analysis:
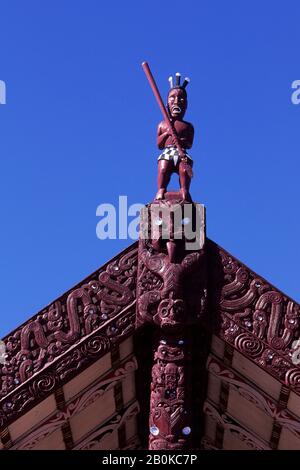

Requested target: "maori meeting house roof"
[{"left": 1, "top": 235, "right": 300, "bottom": 451}]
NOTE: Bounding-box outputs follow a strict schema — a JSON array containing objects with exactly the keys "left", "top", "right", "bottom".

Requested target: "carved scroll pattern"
[
  {"left": 0, "top": 303, "right": 136, "bottom": 431},
  {"left": 0, "top": 246, "right": 138, "bottom": 397},
  {"left": 12, "top": 357, "right": 138, "bottom": 450},
  {"left": 215, "top": 247, "right": 300, "bottom": 390},
  {"left": 75, "top": 401, "right": 140, "bottom": 450},
  {"left": 203, "top": 401, "right": 270, "bottom": 450},
  {"left": 207, "top": 356, "right": 300, "bottom": 438}
]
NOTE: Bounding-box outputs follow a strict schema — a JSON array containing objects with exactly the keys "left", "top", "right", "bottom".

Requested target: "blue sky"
[{"left": 1, "top": 0, "right": 300, "bottom": 336}]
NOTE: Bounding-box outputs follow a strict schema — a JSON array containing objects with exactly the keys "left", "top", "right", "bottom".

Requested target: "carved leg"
[
  {"left": 179, "top": 161, "right": 192, "bottom": 202},
  {"left": 156, "top": 160, "right": 172, "bottom": 200}
]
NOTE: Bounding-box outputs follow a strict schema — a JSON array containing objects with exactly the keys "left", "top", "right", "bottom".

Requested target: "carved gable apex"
[{"left": 1, "top": 238, "right": 300, "bottom": 431}]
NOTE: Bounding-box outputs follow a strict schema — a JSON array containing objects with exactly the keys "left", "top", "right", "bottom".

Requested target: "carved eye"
[
  {"left": 165, "top": 389, "right": 176, "bottom": 399},
  {"left": 161, "top": 307, "right": 169, "bottom": 317}
]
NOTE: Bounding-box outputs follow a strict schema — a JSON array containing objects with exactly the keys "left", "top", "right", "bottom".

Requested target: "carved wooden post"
[{"left": 136, "top": 196, "right": 206, "bottom": 449}]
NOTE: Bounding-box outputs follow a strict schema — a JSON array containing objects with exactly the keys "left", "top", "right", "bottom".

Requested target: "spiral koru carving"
[
  {"left": 0, "top": 246, "right": 138, "bottom": 397},
  {"left": 30, "top": 374, "right": 57, "bottom": 397},
  {"left": 285, "top": 368, "right": 300, "bottom": 391},
  {"left": 235, "top": 333, "right": 265, "bottom": 358},
  {"left": 216, "top": 246, "right": 300, "bottom": 388}
]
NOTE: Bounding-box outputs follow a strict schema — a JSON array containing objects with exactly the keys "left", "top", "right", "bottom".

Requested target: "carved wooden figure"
[
  {"left": 142, "top": 63, "right": 195, "bottom": 202},
  {"left": 156, "top": 82, "right": 194, "bottom": 202}
]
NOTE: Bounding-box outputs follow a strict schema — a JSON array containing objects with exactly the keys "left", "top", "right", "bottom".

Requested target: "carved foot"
[
  {"left": 180, "top": 189, "right": 192, "bottom": 202},
  {"left": 155, "top": 189, "right": 166, "bottom": 200}
]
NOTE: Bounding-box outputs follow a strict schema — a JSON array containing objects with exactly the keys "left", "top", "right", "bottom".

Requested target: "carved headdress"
[{"left": 168, "top": 73, "right": 190, "bottom": 91}]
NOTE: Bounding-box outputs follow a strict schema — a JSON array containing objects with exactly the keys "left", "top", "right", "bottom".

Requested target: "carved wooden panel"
[
  {"left": 136, "top": 199, "right": 207, "bottom": 450},
  {"left": 209, "top": 241, "right": 300, "bottom": 394},
  {"left": 0, "top": 245, "right": 138, "bottom": 429}
]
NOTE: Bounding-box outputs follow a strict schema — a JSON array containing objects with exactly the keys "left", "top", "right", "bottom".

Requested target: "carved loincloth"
[{"left": 157, "top": 145, "right": 193, "bottom": 167}]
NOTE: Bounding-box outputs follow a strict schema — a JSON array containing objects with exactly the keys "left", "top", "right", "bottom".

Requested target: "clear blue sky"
[{"left": 1, "top": 0, "right": 300, "bottom": 336}]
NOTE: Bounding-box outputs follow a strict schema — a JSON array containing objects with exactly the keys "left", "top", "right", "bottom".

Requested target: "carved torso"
[{"left": 157, "top": 120, "right": 194, "bottom": 150}]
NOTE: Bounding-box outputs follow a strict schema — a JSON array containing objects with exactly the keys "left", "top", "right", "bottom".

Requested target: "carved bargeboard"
[
  {"left": 209, "top": 243, "right": 300, "bottom": 391},
  {"left": 1, "top": 245, "right": 137, "bottom": 396}
]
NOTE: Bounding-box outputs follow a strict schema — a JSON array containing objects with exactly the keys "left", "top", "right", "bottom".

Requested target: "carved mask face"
[
  {"left": 165, "top": 363, "right": 178, "bottom": 388},
  {"left": 167, "top": 88, "right": 187, "bottom": 120},
  {"left": 155, "top": 298, "right": 185, "bottom": 328}
]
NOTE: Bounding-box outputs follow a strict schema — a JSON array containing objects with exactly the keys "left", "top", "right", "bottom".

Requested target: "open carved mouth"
[{"left": 172, "top": 106, "right": 181, "bottom": 114}]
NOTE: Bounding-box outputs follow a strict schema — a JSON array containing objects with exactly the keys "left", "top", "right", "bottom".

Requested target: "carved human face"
[
  {"left": 167, "top": 88, "right": 187, "bottom": 119},
  {"left": 164, "top": 363, "right": 178, "bottom": 389}
]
